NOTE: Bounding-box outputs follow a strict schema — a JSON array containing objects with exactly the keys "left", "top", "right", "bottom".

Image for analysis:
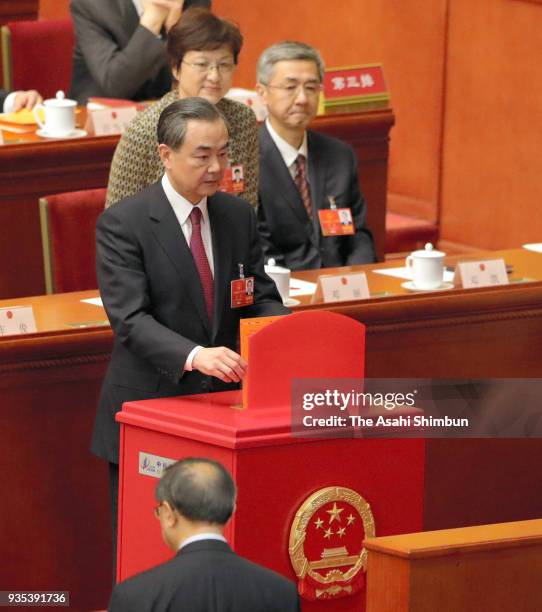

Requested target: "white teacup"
[
  {"left": 264, "top": 262, "right": 290, "bottom": 302},
  {"left": 406, "top": 243, "right": 445, "bottom": 289},
  {"left": 33, "top": 90, "right": 76, "bottom": 136}
]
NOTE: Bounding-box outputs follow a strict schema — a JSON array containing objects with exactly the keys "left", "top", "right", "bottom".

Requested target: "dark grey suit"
[
  {"left": 108, "top": 540, "right": 300, "bottom": 612},
  {"left": 93, "top": 181, "right": 288, "bottom": 464},
  {"left": 258, "top": 122, "right": 376, "bottom": 271},
  {"left": 69, "top": 0, "right": 172, "bottom": 104},
  {"left": 0, "top": 89, "right": 8, "bottom": 110}
]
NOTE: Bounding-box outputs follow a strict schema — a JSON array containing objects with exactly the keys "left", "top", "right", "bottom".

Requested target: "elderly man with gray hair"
[
  {"left": 256, "top": 41, "right": 376, "bottom": 271},
  {"left": 109, "top": 458, "right": 300, "bottom": 611}
]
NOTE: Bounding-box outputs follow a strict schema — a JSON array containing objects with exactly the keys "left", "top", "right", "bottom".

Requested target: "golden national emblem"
[{"left": 289, "top": 486, "right": 375, "bottom": 600}]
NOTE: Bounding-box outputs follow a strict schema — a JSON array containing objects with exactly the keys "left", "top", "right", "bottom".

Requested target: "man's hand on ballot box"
[{"left": 193, "top": 346, "right": 248, "bottom": 383}]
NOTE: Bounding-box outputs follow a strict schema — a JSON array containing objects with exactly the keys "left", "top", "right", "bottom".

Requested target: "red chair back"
[
  {"left": 40, "top": 188, "right": 106, "bottom": 293},
  {"left": 8, "top": 19, "right": 74, "bottom": 98}
]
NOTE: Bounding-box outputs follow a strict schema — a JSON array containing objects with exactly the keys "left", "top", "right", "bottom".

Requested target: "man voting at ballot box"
[{"left": 93, "top": 97, "right": 288, "bottom": 565}]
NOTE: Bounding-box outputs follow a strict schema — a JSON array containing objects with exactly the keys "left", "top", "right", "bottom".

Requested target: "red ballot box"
[{"left": 116, "top": 312, "right": 425, "bottom": 610}]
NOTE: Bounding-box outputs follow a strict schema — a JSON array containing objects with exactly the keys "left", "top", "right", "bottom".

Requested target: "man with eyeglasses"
[
  {"left": 256, "top": 41, "right": 376, "bottom": 271},
  {"left": 108, "top": 457, "right": 299, "bottom": 611}
]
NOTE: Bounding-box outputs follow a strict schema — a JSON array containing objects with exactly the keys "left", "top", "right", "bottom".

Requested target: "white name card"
[
  {"left": 455, "top": 259, "right": 509, "bottom": 289},
  {"left": 311, "top": 272, "right": 370, "bottom": 304},
  {"left": 90, "top": 107, "right": 137, "bottom": 136},
  {"left": 0, "top": 306, "right": 37, "bottom": 336}
]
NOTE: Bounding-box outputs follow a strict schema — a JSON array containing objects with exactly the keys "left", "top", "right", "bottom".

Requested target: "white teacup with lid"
[
  {"left": 406, "top": 243, "right": 445, "bottom": 290},
  {"left": 264, "top": 258, "right": 290, "bottom": 302},
  {"left": 33, "top": 90, "right": 76, "bottom": 137}
]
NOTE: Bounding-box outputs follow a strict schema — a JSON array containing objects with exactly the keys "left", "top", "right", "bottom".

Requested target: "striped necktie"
[{"left": 294, "top": 154, "right": 312, "bottom": 218}]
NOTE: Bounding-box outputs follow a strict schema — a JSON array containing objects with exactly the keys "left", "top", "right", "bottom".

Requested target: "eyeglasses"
[
  {"left": 153, "top": 502, "right": 163, "bottom": 518},
  {"left": 266, "top": 82, "right": 322, "bottom": 98},
  {"left": 182, "top": 60, "right": 236, "bottom": 75}
]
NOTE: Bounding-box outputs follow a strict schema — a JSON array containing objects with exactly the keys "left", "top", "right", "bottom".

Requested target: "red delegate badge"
[
  {"left": 318, "top": 208, "right": 355, "bottom": 236},
  {"left": 231, "top": 276, "right": 254, "bottom": 308},
  {"left": 219, "top": 164, "right": 245, "bottom": 194}
]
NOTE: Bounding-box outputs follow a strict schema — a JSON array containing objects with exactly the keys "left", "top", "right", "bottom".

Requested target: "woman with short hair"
[{"left": 106, "top": 8, "right": 258, "bottom": 207}]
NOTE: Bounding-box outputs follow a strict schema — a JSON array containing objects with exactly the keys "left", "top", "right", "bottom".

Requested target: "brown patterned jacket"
[{"left": 106, "top": 91, "right": 259, "bottom": 207}]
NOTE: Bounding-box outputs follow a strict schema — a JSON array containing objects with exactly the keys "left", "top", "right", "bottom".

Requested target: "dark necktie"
[
  {"left": 189, "top": 207, "right": 214, "bottom": 323},
  {"left": 294, "top": 154, "right": 312, "bottom": 218}
]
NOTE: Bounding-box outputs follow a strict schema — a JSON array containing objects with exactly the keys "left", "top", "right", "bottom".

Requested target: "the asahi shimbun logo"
[{"left": 138, "top": 452, "right": 176, "bottom": 478}]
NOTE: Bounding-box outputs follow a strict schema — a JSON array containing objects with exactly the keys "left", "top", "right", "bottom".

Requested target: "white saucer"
[
  {"left": 401, "top": 281, "right": 454, "bottom": 292},
  {"left": 283, "top": 298, "right": 301, "bottom": 307},
  {"left": 36, "top": 128, "right": 87, "bottom": 139}
]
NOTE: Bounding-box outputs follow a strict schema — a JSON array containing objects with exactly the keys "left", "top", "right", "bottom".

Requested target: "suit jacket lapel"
[
  {"left": 260, "top": 124, "right": 312, "bottom": 226},
  {"left": 208, "top": 195, "right": 232, "bottom": 340},
  {"left": 307, "top": 130, "right": 327, "bottom": 247},
  {"left": 148, "top": 183, "right": 211, "bottom": 334}
]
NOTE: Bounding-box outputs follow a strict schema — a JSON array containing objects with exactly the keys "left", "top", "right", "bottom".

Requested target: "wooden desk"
[
  {"left": 1, "top": 248, "right": 541, "bottom": 608},
  {"left": 0, "top": 294, "right": 113, "bottom": 609},
  {"left": 364, "top": 519, "right": 542, "bottom": 611},
  {"left": 0, "top": 107, "right": 394, "bottom": 299}
]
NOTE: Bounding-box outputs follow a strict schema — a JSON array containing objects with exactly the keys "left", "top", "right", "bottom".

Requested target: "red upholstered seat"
[
  {"left": 39, "top": 189, "right": 106, "bottom": 294},
  {"left": 385, "top": 212, "right": 439, "bottom": 254},
  {"left": 3, "top": 19, "right": 74, "bottom": 98}
]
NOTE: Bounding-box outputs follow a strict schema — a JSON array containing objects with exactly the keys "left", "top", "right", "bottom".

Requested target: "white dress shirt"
[
  {"left": 265, "top": 118, "right": 309, "bottom": 181},
  {"left": 131, "top": 0, "right": 143, "bottom": 17},
  {"left": 161, "top": 173, "right": 215, "bottom": 275},
  {"left": 179, "top": 533, "right": 227, "bottom": 551},
  {"left": 161, "top": 173, "right": 215, "bottom": 371}
]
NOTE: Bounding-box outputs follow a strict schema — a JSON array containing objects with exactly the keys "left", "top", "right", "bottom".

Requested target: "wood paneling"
[
  {"left": 0, "top": 321, "right": 113, "bottom": 609},
  {"left": 440, "top": 0, "right": 542, "bottom": 251}
]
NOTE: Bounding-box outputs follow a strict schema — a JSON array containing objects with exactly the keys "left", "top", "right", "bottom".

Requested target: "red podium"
[{"left": 116, "top": 311, "right": 425, "bottom": 610}]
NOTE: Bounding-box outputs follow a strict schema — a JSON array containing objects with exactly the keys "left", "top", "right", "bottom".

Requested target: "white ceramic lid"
[{"left": 410, "top": 243, "right": 446, "bottom": 258}]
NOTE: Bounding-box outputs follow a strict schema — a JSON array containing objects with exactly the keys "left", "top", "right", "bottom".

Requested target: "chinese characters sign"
[
  {"left": 0, "top": 306, "right": 37, "bottom": 336},
  {"left": 312, "top": 273, "right": 370, "bottom": 304},
  {"left": 455, "top": 259, "right": 509, "bottom": 289},
  {"left": 323, "top": 64, "right": 388, "bottom": 101}
]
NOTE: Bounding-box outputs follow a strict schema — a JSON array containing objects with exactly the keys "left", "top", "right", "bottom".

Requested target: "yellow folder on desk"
[{"left": 0, "top": 108, "right": 42, "bottom": 124}]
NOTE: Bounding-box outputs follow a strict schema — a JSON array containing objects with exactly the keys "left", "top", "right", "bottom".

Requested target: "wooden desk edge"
[
  {"left": 364, "top": 518, "right": 542, "bottom": 559},
  {"left": 0, "top": 327, "right": 113, "bottom": 367}
]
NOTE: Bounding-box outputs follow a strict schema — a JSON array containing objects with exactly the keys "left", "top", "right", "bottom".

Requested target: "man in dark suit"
[
  {"left": 0, "top": 88, "right": 41, "bottom": 112},
  {"left": 69, "top": 0, "right": 211, "bottom": 104},
  {"left": 109, "top": 458, "right": 300, "bottom": 611},
  {"left": 95, "top": 97, "right": 287, "bottom": 569},
  {"left": 256, "top": 41, "right": 376, "bottom": 271}
]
